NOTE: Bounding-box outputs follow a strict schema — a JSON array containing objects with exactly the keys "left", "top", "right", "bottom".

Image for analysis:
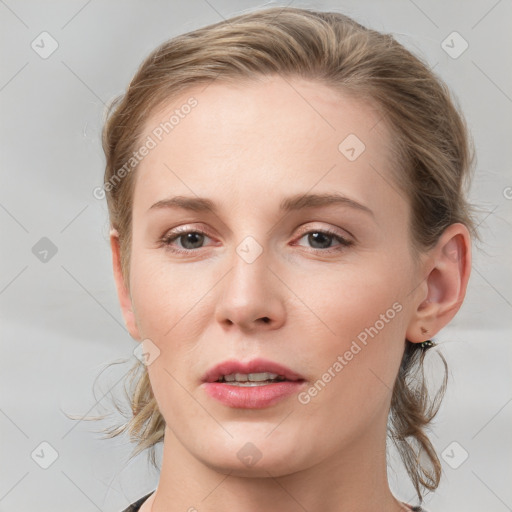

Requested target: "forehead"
[{"left": 132, "top": 76, "right": 405, "bottom": 219}]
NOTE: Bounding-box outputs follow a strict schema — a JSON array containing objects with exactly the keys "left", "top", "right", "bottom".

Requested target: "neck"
[{"left": 149, "top": 422, "right": 407, "bottom": 512}]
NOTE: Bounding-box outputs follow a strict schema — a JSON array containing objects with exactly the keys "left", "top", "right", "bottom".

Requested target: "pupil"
[{"left": 308, "top": 232, "right": 331, "bottom": 249}]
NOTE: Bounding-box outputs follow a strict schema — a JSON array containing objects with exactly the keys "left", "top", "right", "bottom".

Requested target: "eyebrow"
[{"left": 148, "top": 192, "right": 374, "bottom": 217}]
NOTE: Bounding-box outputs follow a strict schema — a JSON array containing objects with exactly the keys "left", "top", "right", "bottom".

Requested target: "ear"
[
  {"left": 406, "top": 223, "right": 472, "bottom": 343},
  {"left": 110, "top": 228, "right": 141, "bottom": 341}
]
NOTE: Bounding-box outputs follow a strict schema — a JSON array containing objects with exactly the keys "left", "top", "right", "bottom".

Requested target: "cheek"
[
  {"left": 296, "top": 284, "right": 406, "bottom": 438},
  {"left": 306, "top": 260, "right": 407, "bottom": 339},
  {"left": 298, "top": 260, "right": 409, "bottom": 400},
  {"left": 129, "top": 252, "right": 215, "bottom": 340},
  {"left": 128, "top": 255, "right": 218, "bottom": 416}
]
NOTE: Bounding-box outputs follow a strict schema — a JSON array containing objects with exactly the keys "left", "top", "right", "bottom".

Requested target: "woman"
[{"left": 99, "top": 6, "right": 475, "bottom": 511}]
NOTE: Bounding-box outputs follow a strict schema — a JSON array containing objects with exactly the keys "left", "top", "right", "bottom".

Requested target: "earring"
[{"left": 418, "top": 326, "right": 435, "bottom": 349}]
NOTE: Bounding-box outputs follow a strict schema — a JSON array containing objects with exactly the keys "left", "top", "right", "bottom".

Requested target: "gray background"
[{"left": 1, "top": 0, "right": 511, "bottom": 511}]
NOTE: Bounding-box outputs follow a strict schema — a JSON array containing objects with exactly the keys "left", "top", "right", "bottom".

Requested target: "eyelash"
[{"left": 159, "top": 226, "right": 353, "bottom": 255}]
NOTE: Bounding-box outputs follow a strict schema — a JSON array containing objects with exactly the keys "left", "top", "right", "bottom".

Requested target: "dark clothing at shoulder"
[
  {"left": 121, "top": 491, "right": 154, "bottom": 512},
  {"left": 121, "top": 492, "right": 428, "bottom": 511}
]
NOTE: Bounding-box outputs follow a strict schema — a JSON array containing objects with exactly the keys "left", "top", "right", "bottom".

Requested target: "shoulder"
[{"left": 120, "top": 491, "right": 155, "bottom": 512}]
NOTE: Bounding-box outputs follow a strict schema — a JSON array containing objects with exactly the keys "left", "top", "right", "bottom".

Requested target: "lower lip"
[{"left": 202, "top": 381, "right": 305, "bottom": 409}]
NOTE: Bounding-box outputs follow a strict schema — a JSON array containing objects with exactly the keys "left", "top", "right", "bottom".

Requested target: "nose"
[{"left": 215, "top": 249, "right": 286, "bottom": 332}]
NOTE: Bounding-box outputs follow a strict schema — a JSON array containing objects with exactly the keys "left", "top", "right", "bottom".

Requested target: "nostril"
[{"left": 261, "top": 317, "right": 271, "bottom": 324}]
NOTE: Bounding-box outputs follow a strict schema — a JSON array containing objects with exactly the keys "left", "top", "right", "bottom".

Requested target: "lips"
[
  {"left": 201, "top": 358, "right": 307, "bottom": 408},
  {"left": 202, "top": 358, "right": 305, "bottom": 383}
]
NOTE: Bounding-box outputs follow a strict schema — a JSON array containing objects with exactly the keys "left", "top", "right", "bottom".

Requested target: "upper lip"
[{"left": 202, "top": 358, "right": 305, "bottom": 383}]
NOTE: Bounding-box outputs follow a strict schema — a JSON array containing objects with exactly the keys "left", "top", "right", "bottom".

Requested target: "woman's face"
[{"left": 122, "top": 76, "right": 426, "bottom": 475}]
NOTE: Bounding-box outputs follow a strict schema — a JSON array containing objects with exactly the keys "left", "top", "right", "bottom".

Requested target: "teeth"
[{"left": 219, "top": 372, "right": 285, "bottom": 384}]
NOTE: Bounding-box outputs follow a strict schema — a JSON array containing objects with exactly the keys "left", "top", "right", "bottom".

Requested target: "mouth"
[
  {"left": 216, "top": 372, "right": 288, "bottom": 386},
  {"left": 202, "top": 358, "right": 305, "bottom": 385},
  {"left": 201, "top": 358, "right": 306, "bottom": 409}
]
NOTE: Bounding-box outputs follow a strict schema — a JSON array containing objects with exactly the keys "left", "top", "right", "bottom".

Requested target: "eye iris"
[
  {"left": 180, "top": 232, "right": 204, "bottom": 249},
  {"left": 308, "top": 232, "right": 332, "bottom": 249}
]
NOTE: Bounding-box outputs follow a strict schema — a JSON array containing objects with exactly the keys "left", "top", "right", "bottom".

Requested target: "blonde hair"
[{"left": 93, "top": 6, "right": 476, "bottom": 502}]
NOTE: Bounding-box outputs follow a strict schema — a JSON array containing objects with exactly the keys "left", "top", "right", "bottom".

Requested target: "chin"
[
  {"left": 192, "top": 435, "right": 308, "bottom": 478},
  {"left": 202, "top": 454, "right": 301, "bottom": 478}
]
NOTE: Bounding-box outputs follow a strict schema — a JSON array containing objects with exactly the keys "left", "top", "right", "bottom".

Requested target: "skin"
[{"left": 110, "top": 75, "right": 471, "bottom": 512}]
